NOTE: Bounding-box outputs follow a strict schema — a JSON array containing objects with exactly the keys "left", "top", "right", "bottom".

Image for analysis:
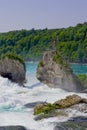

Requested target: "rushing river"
[{"left": 0, "top": 62, "right": 87, "bottom": 130}]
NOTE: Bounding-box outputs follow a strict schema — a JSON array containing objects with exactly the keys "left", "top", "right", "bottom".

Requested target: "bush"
[
  {"left": 78, "top": 74, "right": 87, "bottom": 88},
  {"left": 53, "top": 52, "right": 70, "bottom": 70},
  {"left": 34, "top": 103, "right": 60, "bottom": 115},
  {"left": 78, "top": 74, "right": 87, "bottom": 82}
]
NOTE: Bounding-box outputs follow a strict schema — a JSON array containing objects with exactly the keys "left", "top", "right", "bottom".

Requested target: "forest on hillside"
[{"left": 0, "top": 22, "right": 87, "bottom": 62}]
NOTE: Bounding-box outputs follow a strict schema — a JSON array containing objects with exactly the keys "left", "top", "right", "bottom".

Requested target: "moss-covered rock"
[
  {"left": 34, "top": 94, "right": 87, "bottom": 120},
  {"left": 2, "top": 53, "right": 25, "bottom": 69},
  {"left": 0, "top": 53, "right": 26, "bottom": 85},
  {"left": 34, "top": 102, "right": 59, "bottom": 115},
  {"left": 53, "top": 52, "right": 70, "bottom": 69},
  {"left": 37, "top": 50, "right": 83, "bottom": 92},
  {"left": 78, "top": 74, "right": 87, "bottom": 89}
]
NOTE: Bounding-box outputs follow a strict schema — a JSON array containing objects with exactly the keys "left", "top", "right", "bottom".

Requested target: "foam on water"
[
  {"left": 0, "top": 62, "right": 87, "bottom": 130},
  {"left": 0, "top": 76, "right": 69, "bottom": 130}
]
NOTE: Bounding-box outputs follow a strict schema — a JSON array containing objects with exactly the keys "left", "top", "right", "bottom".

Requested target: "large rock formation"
[
  {"left": 0, "top": 56, "right": 26, "bottom": 85},
  {"left": 37, "top": 50, "right": 83, "bottom": 92}
]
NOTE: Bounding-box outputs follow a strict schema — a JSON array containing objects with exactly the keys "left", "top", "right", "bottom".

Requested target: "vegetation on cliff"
[
  {"left": 37, "top": 50, "right": 83, "bottom": 92},
  {"left": 53, "top": 52, "right": 70, "bottom": 69},
  {"left": 1, "top": 53, "right": 25, "bottom": 69},
  {"left": 77, "top": 74, "right": 87, "bottom": 89},
  {"left": 0, "top": 22, "right": 87, "bottom": 62}
]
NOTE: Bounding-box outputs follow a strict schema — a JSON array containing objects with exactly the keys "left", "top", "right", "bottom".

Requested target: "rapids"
[{"left": 0, "top": 62, "right": 86, "bottom": 130}]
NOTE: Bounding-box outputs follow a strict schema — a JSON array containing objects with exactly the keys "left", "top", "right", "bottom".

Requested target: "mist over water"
[{"left": 0, "top": 62, "right": 86, "bottom": 130}]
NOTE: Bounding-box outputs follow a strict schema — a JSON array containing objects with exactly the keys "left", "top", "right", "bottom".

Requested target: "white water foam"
[{"left": 0, "top": 73, "right": 87, "bottom": 130}]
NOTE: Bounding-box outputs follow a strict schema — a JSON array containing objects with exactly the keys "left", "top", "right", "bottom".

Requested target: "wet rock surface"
[
  {"left": 0, "top": 126, "right": 27, "bottom": 130},
  {"left": 54, "top": 116, "right": 87, "bottom": 130}
]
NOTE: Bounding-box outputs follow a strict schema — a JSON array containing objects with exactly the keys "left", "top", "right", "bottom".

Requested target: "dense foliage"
[{"left": 0, "top": 22, "right": 87, "bottom": 62}]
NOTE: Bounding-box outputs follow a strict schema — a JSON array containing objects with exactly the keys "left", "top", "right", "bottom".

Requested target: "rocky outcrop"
[
  {"left": 34, "top": 94, "right": 87, "bottom": 120},
  {"left": 0, "top": 126, "right": 27, "bottom": 130},
  {"left": 54, "top": 94, "right": 82, "bottom": 107},
  {"left": 37, "top": 50, "right": 83, "bottom": 92},
  {"left": 0, "top": 57, "right": 26, "bottom": 85}
]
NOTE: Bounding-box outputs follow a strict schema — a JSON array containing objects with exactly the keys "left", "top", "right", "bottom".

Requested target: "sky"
[{"left": 0, "top": 0, "right": 87, "bottom": 32}]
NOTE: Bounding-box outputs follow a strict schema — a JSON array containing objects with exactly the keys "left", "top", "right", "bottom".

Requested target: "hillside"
[{"left": 0, "top": 22, "right": 87, "bottom": 62}]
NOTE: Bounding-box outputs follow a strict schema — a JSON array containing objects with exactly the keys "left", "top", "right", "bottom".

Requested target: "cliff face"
[
  {"left": 0, "top": 57, "right": 26, "bottom": 85},
  {"left": 37, "top": 50, "right": 83, "bottom": 92}
]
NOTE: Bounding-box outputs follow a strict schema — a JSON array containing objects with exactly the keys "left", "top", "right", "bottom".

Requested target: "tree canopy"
[{"left": 0, "top": 22, "right": 87, "bottom": 63}]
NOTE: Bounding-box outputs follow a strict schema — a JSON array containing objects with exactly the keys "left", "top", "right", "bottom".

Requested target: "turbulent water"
[{"left": 0, "top": 62, "right": 87, "bottom": 130}]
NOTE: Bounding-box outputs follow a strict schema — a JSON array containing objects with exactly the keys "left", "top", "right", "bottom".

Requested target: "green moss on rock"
[
  {"left": 1, "top": 53, "right": 25, "bottom": 69},
  {"left": 34, "top": 95, "right": 82, "bottom": 116},
  {"left": 38, "top": 61, "right": 44, "bottom": 68},
  {"left": 78, "top": 74, "right": 87, "bottom": 89},
  {"left": 53, "top": 52, "right": 70, "bottom": 70},
  {"left": 78, "top": 74, "right": 87, "bottom": 82},
  {"left": 34, "top": 103, "right": 59, "bottom": 115}
]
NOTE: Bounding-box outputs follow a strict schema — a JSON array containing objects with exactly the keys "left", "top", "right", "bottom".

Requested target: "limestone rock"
[
  {"left": 37, "top": 50, "right": 83, "bottom": 92},
  {"left": 0, "top": 57, "right": 26, "bottom": 85}
]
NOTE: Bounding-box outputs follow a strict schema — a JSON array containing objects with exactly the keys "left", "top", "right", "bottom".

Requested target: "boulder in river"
[
  {"left": 34, "top": 94, "right": 87, "bottom": 120},
  {"left": 37, "top": 50, "right": 83, "bottom": 92},
  {"left": 0, "top": 53, "right": 26, "bottom": 85}
]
